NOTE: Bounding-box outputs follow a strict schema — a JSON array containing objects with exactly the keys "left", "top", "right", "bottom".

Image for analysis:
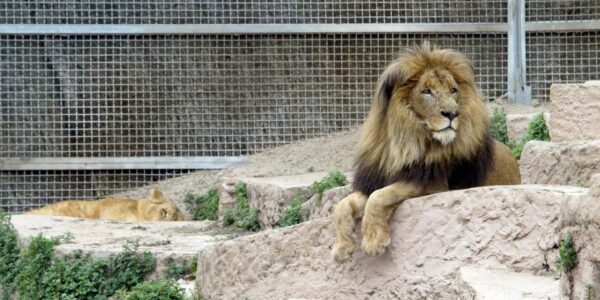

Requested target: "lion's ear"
[{"left": 149, "top": 188, "right": 166, "bottom": 204}]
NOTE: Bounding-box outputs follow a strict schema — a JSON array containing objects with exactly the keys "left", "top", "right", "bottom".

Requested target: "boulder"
[
  {"left": 549, "top": 82, "right": 600, "bottom": 142},
  {"left": 219, "top": 172, "right": 341, "bottom": 229},
  {"left": 455, "top": 266, "right": 559, "bottom": 300},
  {"left": 197, "top": 185, "right": 586, "bottom": 299},
  {"left": 520, "top": 140, "right": 600, "bottom": 185}
]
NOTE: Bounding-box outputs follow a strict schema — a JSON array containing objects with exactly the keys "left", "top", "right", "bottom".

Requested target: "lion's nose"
[{"left": 441, "top": 111, "right": 459, "bottom": 121}]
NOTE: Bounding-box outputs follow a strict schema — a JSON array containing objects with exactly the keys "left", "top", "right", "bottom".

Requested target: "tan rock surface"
[
  {"left": 549, "top": 82, "right": 600, "bottom": 142},
  {"left": 197, "top": 185, "right": 586, "bottom": 299},
  {"left": 520, "top": 140, "right": 600, "bottom": 185}
]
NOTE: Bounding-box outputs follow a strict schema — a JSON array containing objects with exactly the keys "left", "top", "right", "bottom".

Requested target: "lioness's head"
[
  {"left": 371, "top": 42, "right": 487, "bottom": 147},
  {"left": 142, "top": 188, "right": 187, "bottom": 221}
]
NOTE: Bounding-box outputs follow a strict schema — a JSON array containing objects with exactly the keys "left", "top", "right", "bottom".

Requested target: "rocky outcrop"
[
  {"left": 549, "top": 81, "right": 600, "bottom": 142},
  {"left": 520, "top": 140, "right": 600, "bottom": 185},
  {"left": 219, "top": 172, "right": 350, "bottom": 229},
  {"left": 197, "top": 185, "right": 586, "bottom": 299}
]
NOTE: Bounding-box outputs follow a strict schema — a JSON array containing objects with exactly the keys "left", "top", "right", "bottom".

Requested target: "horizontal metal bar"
[
  {"left": 0, "top": 23, "right": 508, "bottom": 34},
  {"left": 0, "top": 157, "right": 248, "bottom": 170},
  {"left": 526, "top": 21, "right": 600, "bottom": 32}
]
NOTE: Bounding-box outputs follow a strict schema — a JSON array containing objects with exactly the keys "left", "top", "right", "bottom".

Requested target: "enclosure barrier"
[{"left": 1, "top": 0, "right": 599, "bottom": 213}]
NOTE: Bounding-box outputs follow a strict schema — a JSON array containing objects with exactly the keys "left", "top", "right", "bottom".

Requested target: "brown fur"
[
  {"left": 26, "top": 188, "right": 187, "bottom": 222},
  {"left": 332, "top": 43, "right": 521, "bottom": 262}
]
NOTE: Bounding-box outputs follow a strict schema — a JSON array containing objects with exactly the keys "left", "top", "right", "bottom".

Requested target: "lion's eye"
[
  {"left": 422, "top": 88, "right": 432, "bottom": 95},
  {"left": 450, "top": 87, "right": 458, "bottom": 94},
  {"left": 160, "top": 209, "right": 167, "bottom": 218}
]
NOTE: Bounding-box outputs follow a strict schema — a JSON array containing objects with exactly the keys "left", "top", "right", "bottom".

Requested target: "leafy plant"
[
  {"left": 185, "top": 188, "right": 219, "bottom": 221},
  {"left": 222, "top": 183, "right": 261, "bottom": 231},
  {"left": 312, "top": 171, "right": 348, "bottom": 202},
  {"left": 0, "top": 212, "right": 20, "bottom": 298},
  {"left": 586, "top": 284, "right": 594, "bottom": 300},
  {"left": 557, "top": 235, "right": 577, "bottom": 273},
  {"left": 276, "top": 194, "right": 306, "bottom": 228},
  {"left": 491, "top": 108, "right": 509, "bottom": 144},
  {"left": 525, "top": 113, "right": 550, "bottom": 142},
  {"left": 121, "top": 279, "right": 185, "bottom": 300},
  {"left": 576, "top": 180, "right": 586, "bottom": 188},
  {"left": 163, "top": 256, "right": 197, "bottom": 280}
]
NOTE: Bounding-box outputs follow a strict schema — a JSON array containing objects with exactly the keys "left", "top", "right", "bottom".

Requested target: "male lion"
[
  {"left": 332, "top": 43, "right": 520, "bottom": 262},
  {"left": 26, "top": 188, "right": 187, "bottom": 221}
]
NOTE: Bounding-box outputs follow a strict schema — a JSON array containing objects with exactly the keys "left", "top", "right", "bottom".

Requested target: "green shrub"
[
  {"left": 507, "top": 140, "right": 525, "bottom": 160},
  {"left": 276, "top": 195, "right": 305, "bottom": 228},
  {"left": 0, "top": 213, "right": 20, "bottom": 298},
  {"left": 16, "top": 235, "right": 59, "bottom": 299},
  {"left": 122, "top": 279, "right": 185, "bottom": 300},
  {"left": 222, "top": 182, "right": 261, "bottom": 231},
  {"left": 163, "top": 256, "right": 197, "bottom": 280},
  {"left": 525, "top": 113, "right": 550, "bottom": 142},
  {"left": 491, "top": 108, "right": 509, "bottom": 144},
  {"left": 557, "top": 235, "right": 577, "bottom": 273},
  {"left": 185, "top": 188, "right": 219, "bottom": 221},
  {"left": 312, "top": 171, "right": 348, "bottom": 202}
]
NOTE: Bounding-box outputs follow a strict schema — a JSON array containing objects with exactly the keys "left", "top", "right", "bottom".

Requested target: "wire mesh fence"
[{"left": 0, "top": 0, "right": 599, "bottom": 213}]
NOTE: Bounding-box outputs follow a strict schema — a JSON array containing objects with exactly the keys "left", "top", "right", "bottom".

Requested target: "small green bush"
[
  {"left": 312, "top": 171, "right": 348, "bottom": 202},
  {"left": 525, "top": 113, "right": 550, "bottom": 142},
  {"left": 491, "top": 108, "right": 509, "bottom": 144},
  {"left": 557, "top": 235, "right": 577, "bottom": 273},
  {"left": 222, "top": 183, "right": 261, "bottom": 231},
  {"left": 163, "top": 256, "right": 197, "bottom": 280},
  {"left": 122, "top": 279, "right": 185, "bottom": 300},
  {"left": 276, "top": 195, "right": 305, "bottom": 228},
  {"left": 185, "top": 188, "right": 219, "bottom": 221},
  {"left": 0, "top": 213, "right": 20, "bottom": 298}
]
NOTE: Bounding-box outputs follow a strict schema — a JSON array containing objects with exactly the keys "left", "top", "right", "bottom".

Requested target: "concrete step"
[{"left": 456, "top": 266, "right": 559, "bottom": 300}]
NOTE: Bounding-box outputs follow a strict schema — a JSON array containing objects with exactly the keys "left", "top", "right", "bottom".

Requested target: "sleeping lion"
[
  {"left": 332, "top": 43, "right": 521, "bottom": 262},
  {"left": 26, "top": 188, "right": 187, "bottom": 222}
]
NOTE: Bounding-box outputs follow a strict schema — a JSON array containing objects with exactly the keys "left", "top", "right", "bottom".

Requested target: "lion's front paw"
[
  {"left": 332, "top": 240, "right": 355, "bottom": 263},
  {"left": 361, "top": 218, "right": 391, "bottom": 257}
]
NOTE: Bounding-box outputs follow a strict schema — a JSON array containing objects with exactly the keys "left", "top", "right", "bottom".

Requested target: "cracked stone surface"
[{"left": 197, "top": 185, "right": 585, "bottom": 299}]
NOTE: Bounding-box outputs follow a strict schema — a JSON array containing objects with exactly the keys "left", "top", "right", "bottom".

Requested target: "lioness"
[
  {"left": 332, "top": 43, "right": 521, "bottom": 262},
  {"left": 26, "top": 188, "right": 187, "bottom": 221}
]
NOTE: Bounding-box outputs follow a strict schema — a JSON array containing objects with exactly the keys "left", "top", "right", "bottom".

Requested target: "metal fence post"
[{"left": 507, "top": 0, "right": 532, "bottom": 105}]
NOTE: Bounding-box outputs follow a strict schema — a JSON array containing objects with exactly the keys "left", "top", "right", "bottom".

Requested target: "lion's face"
[
  {"left": 142, "top": 188, "right": 187, "bottom": 221},
  {"left": 409, "top": 69, "right": 461, "bottom": 145}
]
